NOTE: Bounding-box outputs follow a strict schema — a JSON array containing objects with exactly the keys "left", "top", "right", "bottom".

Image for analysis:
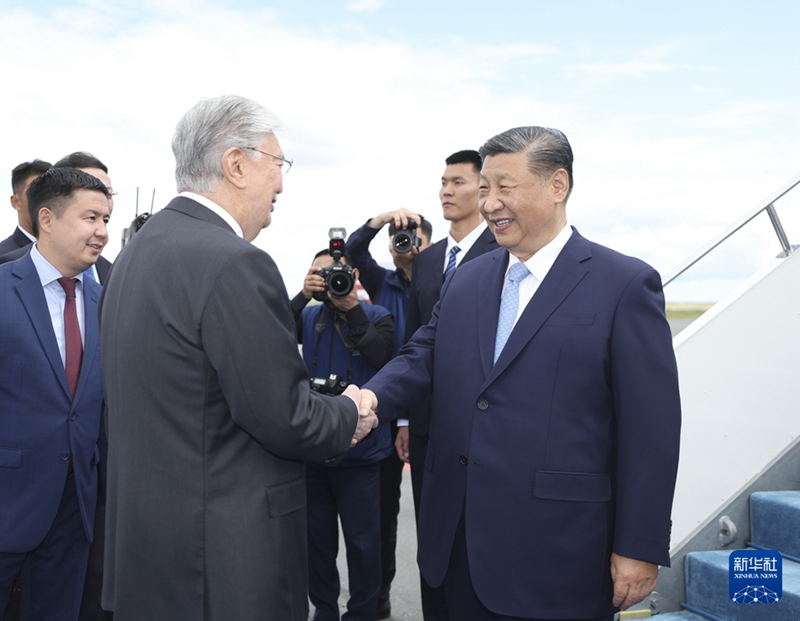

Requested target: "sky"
[{"left": 1, "top": 0, "right": 799, "bottom": 301}]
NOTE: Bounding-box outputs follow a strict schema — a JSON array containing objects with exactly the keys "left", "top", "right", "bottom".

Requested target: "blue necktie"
[
  {"left": 444, "top": 245, "right": 461, "bottom": 280},
  {"left": 494, "top": 262, "right": 530, "bottom": 364}
]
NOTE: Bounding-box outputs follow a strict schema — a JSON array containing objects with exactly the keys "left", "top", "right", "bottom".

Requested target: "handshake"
[{"left": 342, "top": 386, "right": 380, "bottom": 446}]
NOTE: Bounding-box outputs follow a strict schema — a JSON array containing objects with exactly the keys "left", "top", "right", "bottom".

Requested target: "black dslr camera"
[
  {"left": 314, "top": 227, "right": 356, "bottom": 300},
  {"left": 310, "top": 373, "right": 348, "bottom": 396},
  {"left": 392, "top": 219, "right": 421, "bottom": 254}
]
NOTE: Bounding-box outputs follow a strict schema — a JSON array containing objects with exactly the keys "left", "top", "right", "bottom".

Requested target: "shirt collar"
[
  {"left": 29, "top": 243, "right": 85, "bottom": 289},
  {"left": 179, "top": 191, "right": 244, "bottom": 239},
  {"left": 18, "top": 226, "right": 36, "bottom": 243},
  {"left": 506, "top": 223, "right": 572, "bottom": 283},
  {"left": 446, "top": 220, "right": 487, "bottom": 256}
]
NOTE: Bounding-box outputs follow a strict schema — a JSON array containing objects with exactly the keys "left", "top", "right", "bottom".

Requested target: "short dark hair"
[
  {"left": 11, "top": 159, "right": 52, "bottom": 195},
  {"left": 479, "top": 126, "right": 574, "bottom": 198},
  {"left": 27, "top": 168, "right": 110, "bottom": 237},
  {"left": 54, "top": 151, "right": 108, "bottom": 173},
  {"left": 445, "top": 150, "right": 482, "bottom": 175},
  {"left": 313, "top": 248, "right": 354, "bottom": 265},
  {"left": 388, "top": 217, "right": 433, "bottom": 242}
]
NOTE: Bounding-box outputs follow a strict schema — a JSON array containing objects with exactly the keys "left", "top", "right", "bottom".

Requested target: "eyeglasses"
[{"left": 243, "top": 147, "right": 293, "bottom": 175}]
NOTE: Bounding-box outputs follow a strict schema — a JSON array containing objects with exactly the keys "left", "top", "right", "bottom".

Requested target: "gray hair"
[
  {"left": 172, "top": 95, "right": 283, "bottom": 193},
  {"left": 479, "top": 126, "right": 574, "bottom": 199}
]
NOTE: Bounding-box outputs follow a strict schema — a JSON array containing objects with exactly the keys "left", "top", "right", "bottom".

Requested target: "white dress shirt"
[
  {"left": 180, "top": 191, "right": 244, "bottom": 239},
  {"left": 501, "top": 223, "right": 573, "bottom": 330},
  {"left": 30, "top": 244, "right": 86, "bottom": 367}
]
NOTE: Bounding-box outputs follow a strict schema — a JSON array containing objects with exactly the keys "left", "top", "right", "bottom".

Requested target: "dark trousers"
[
  {"left": 306, "top": 461, "right": 382, "bottom": 621},
  {"left": 378, "top": 424, "right": 404, "bottom": 608},
  {"left": 0, "top": 474, "right": 90, "bottom": 621},
  {"left": 444, "top": 508, "right": 613, "bottom": 621},
  {"left": 78, "top": 488, "right": 112, "bottom": 621},
  {"left": 409, "top": 432, "right": 449, "bottom": 621}
]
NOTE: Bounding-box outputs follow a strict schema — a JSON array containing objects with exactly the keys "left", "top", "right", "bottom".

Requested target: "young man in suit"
[
  {"left": 98, "top": 95, "right": 376, "bottom": 621},
  {"left": 360, "top": 127, "right": 681, "bottom": 620},
  {"left": 0, "top": 167, "right": 110, "bottom": 620},
  {"left": 0, "top": 159, "right": 52, "bottom": 256},
  {"left": 397, "top": 149, "right": 498, "bottom": 621},
  {"left": 0, "top": 154, "right": 113, "bottom": 285}
]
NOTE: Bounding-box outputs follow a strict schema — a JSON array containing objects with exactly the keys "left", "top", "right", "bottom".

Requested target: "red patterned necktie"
[{"left": 57, "top": 277, "right": 83, "bottom": 396}]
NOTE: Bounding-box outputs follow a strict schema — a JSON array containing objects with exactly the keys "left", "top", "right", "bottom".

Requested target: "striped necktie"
[{"left": 444, "top": 245, "right": 461, "bottom": 280}]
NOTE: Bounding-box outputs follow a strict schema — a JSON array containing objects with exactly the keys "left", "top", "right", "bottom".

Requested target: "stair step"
[
  {"left": 685, "top": 550, "right": 800, "bottom": 620},
  {"left": 652, "top": 611, "right": 711, "bottom": 620},
  {"left": 750, "top": 491, "right": 800, "bottom": 558}
]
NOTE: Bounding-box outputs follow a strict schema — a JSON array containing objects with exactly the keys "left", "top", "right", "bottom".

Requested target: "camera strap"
[{"left": 310, "top": 307, "right": 354, "bottom": 385}]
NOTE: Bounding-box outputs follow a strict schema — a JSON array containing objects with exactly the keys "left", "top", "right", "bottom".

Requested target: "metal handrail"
[{"left": 663, "top": 172, "right": 800, "bottom": 286}]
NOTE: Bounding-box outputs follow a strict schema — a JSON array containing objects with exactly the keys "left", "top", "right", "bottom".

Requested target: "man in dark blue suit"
[
  {"left": 361, "top": 127, "right": 681, "bottom": 620},
  {"left": 0, "top": 168, "right": 110, "bottom": 620}
]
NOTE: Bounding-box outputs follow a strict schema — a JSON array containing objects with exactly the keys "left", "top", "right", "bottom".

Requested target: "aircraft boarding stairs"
[{"left": 622, "top": 173, "right": 800, "bottom": 620}]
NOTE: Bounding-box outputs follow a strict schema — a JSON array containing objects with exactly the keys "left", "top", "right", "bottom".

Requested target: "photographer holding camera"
[
  {"left": 346, "top": 208, "right": 432, "bottom": 617},
  {"left": 291, "top": 234, "right": 395, "bottom": 621}
]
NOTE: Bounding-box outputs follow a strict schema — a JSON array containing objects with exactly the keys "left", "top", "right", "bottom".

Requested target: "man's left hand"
[
  {"left": 328, "top": 283, "right": 360, "bottom": 312},
  {"left": 610, "top": 553, "right": 658, "bottom": 610}
]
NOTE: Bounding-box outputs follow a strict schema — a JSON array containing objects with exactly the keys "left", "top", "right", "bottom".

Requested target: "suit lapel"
[
  {"left": 476, "top": 250, "right": 508, "bottom": 379},
  {"left": 13, "top": 257, "right": 72, "bottom": 399},
  {"left": 481, "top": 230, "right": 591, "bottom": 389},
  {"left": 428, "top": 240, "right": 447, "bottom": 292}
]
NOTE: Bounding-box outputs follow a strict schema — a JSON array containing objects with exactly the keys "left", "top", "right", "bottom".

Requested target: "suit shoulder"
[{"left": 584, "top": 239, "right": 657, "bottom": 277}]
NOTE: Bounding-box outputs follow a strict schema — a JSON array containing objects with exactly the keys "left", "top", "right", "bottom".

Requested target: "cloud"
[
  {"left": 686, "top": 101, "right": 789, "bottom": 127},
  {"left": 345, "top": 0, "right": 386, "bottom": 13},
  {"left": 570, "top": 41, "right": 714, "bottom": 80},
  {"left": 1, "top": 3, "right": 797, "bottom": 301}
]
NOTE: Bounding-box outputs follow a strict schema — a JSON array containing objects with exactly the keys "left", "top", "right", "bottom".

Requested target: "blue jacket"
[
  {"left": 299, "top": 300, "right": 394, "bottom": 466},
  {"left": 347, "top": 223, "right": 410, "bottom": 356}
]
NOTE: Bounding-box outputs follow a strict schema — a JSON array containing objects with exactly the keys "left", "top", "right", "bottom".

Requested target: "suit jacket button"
[
  {"left": 477, "top": 399, "right": 489, "bottom": 411},
  {"left": 69, "top": 413, "right": 77, "bottom": 421},
  {"left": 459, "top": 455, "right": 468, "bottom": 465},
  {"left": 60, "top": 452, "right": 70, "bottom": 460}
]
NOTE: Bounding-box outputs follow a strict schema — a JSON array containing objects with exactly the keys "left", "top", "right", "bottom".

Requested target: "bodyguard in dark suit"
[
  {"left": 0, "top": 160, "right": 51, "bottom": 256},
  {"left": 0, "top": 168, "right": 111, "bottom": 620},
  {"left": 98, "top": 95, "right": 376, "bottom": 621},
  {"left": 399, "top": 150, "right": 497, "bottom": 621},
  {"left": 361, "top": 127, "right": 681, "bottom": 620}
]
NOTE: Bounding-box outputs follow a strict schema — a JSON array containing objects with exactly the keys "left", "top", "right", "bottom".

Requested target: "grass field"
[{"left": 665, "top": 302, "right": 714, "bottom": 320}]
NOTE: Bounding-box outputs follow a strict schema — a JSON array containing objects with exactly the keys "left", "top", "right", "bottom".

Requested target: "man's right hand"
[
  {"left": 301, "top": 265, "right": 326, "bottom": 300},
  {"left": 343, "top": 385, "right": 379, "bottom": 446},
  {"left": 367, "top": 208, "right": 422, "bottom": 232}
]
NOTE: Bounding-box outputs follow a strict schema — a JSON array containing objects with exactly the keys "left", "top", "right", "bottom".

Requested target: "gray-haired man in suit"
[{"left": 99, "top": 95, "right": 376, "bottom": 620}]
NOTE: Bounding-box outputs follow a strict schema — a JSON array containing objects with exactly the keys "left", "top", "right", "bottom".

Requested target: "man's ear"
[
  {"left": 550, "top": 169, "right": 570, "bottom": 202},
  {"left": 10, "top": 194, "right": 22, "bottom": 213},
  {"left": 220, "top": 147, "right": 248, "bottom": 190},
  {"left": 38, "top": 207, "right": 53, "bottom": 234},
  {"left": 352, "top": 267, "right": 360, "bottom": 281}
]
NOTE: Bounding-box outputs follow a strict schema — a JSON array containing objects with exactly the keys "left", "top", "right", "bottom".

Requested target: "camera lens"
[
  {"left": 328, "top": 272, "right": 354, "bottom": 297},
  {"left": 394, "top": 233, "right": 411, "bottom": 252}
]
